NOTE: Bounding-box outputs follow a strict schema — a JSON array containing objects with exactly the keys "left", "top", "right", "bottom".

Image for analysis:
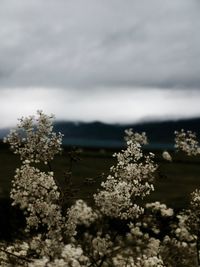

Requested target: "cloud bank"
[
  {"left": 1, "top": 88, "right": 200, "bottom": 128},
  {"left": 0, "top": 1, "right": 200, "bottom": 127},
  {"left": 0, "top": 0, "right": 200, "bottom": 89}
]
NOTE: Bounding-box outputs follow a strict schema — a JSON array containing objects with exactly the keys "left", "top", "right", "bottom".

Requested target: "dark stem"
[
  {"left": 47, "top": 161, "right": 52, "bottom": 172},
  {"left": 96, "top": 231, "right": 119, "bottom": 267},
  {"left": 98, "top": 255, "right": 107, "bottom": 267},
  {"left": 0, "top": 248, "right": 32, "bottom": 263},
  {"left": 197, "top": 234, "right": 200, "bottom": 266},
  {"left": 47, "top": 160, "right": 63, "bottom": 199}
]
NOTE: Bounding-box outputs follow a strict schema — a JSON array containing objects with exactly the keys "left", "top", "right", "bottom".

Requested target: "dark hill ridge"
[
  {"left": 54, "top": 118, "right": 200, "bottom": 148},
  {"left": 1, "top": 118, "right": 200, "bottom": 149}
]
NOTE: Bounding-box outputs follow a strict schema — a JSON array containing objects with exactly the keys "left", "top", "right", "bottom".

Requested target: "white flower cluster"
[
  {"left": 137, "top": 256, "right": 165, "bottom": 267},
  {"left": 113, "top": 222, "right": 165, "bottom": 267},
  {"left": 91, "top": 234, "right": 113, "bottom": 258},
  {"left": 28, "top": 244, "right": 90, "bottom": 267},
  {"left": 94, "top": 178, "right": 144, "bottom": 219},
  {"left": 160, "top": 213, "right": 197, "bottom": 267},
  {"left": 10, "top": 163, "right": 63, "bottom": 240},
  {"left": 146, "top": 202, "right": 174, "bottom": 217},
  {"left": 4, "top": 110, "right": 63, "bottom": 164},
  {"left": 173, "top": 214, "right": 195, "bottom": 243},
  {"left": 187, "top": 189, "right": 200, "bottom": 236},
  {"left": 66, "top": 199, "right": 99, "bottom": 237},
  {"left": 162, "top": 151, "right": 172, "bottom": 162},
  {"left": 112, "top": 254, "right": 165, "bottom": 267},
  {"left": 124, "top": 128, "right": 148, "bottom": 145},
  {"left": 29, "top": 234, "right": 62, "bottom": 258},
  {"left": 0, "top": 241, "right": 30, "bottom": 266},
  {"left": 127, "top": 222, "right": 161, "bottom": 254},
  {"left": 94, "top": 130, "right": 157, "bottom": 219},
  {"left": 142, "top": 202, "right": 174, "bottom": 235},
  {"left": 175, "top": 129, "right": 200, "bottom": 156},
  {"left": 0, "top": 239, "right": 90, "bottom": 267}
]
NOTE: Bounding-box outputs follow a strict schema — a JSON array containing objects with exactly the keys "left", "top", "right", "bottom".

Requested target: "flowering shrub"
[{"left": 1, "top": 112, "right": 200, "bottom": 266}]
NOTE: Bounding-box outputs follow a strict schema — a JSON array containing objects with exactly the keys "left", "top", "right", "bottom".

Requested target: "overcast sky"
[{"left": 1, "top": 0, "right": 200, "bottom": 127}]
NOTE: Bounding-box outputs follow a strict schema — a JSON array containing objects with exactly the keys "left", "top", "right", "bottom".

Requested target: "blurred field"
[
  {"left": 1, "top": 141, "right": 200, "bottom": 240},
  {"left": 1, "top": 141, "right": 200, "bottom": 211}
]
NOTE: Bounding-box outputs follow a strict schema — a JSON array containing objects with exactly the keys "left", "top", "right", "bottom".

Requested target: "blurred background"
[{"left": 0, "top": 0, "right": 200, "bottom": 148}]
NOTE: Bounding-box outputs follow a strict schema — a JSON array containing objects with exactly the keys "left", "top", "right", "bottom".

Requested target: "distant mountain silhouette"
[
  {"left": 0, "top": 129, "right": 10, "bottom": 140},
  {"left": 1, "top": 118, "right": 200, "bottom": 149},
  {"left": 54, "top": 118, "right": 200, "bottom": 149}
]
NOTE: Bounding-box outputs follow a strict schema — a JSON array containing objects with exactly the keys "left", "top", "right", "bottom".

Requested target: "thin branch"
[
  {"left": 47, "top": 161, "right": 52, "bottom": 172},
  {"left": 0, "top": 248, "right": 32, "bottom": 263},
  {"left": 197, "top": 234, "right": 200, "bottom": 267}
]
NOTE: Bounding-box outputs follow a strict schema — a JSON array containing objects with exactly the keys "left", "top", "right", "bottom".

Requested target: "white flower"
[{"left": 162, "top": 151, "right": 172, "bottom": 162}]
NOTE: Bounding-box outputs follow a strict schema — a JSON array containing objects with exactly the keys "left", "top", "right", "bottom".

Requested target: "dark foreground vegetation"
[{"left": 1, "top": 140, "right": 200, "bottom": 241}]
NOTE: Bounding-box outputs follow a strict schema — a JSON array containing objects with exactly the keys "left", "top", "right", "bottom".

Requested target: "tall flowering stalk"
[
  {"left": 94, "top": 129, "right": 157, "bottom": 220},
  {"left": 175, "top": 129, "right": 200, "bottom": 266},
  {"left": 4, "top": 110, "right": 63, "bottom": 164}
]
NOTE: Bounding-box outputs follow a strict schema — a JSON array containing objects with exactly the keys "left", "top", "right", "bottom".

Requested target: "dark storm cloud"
[{"left": 0, "top": 0, "right": 200, "bottom": 89}]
